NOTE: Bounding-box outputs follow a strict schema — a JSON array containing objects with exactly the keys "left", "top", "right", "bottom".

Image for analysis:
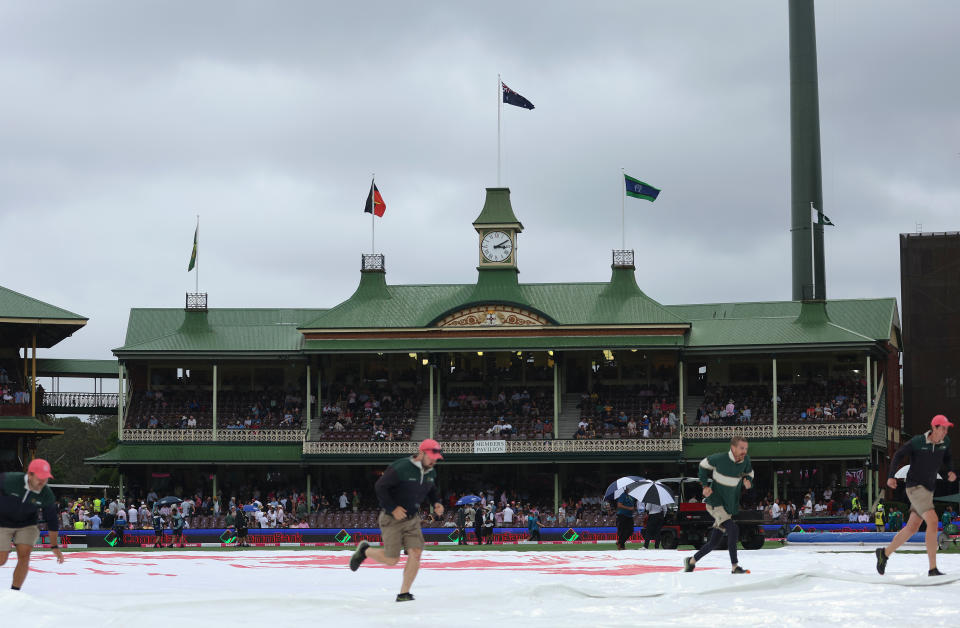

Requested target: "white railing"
[
  {"left": 303, "top": 438, "right": 683, "bottom": 455},
  {"left": 684, "top": 422, "right": 868, "bottom": 440},
  {"left": 121, "top": 429, "right": 306, "bottom": 443}
]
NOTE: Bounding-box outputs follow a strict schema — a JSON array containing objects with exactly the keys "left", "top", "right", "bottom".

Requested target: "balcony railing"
[
  {"left": 41, "top": 392, "right": 119, "bottom": 409},
  {"left": 121, "top": 429, "right": 306, "bottom": 443},
  {"left": 303, "top": 438, "right": 683, "bottom": 456},
  {"left": 683, "top": 422, "right": 868, "bottom": 440}
]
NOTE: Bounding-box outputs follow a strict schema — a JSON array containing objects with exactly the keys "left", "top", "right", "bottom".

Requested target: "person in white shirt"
[
  {"left": 770, "top": 501, "right": 782, "bottom": 520},
  {"left": 127, "top": 505, "right": 138, "bottom": 528},
  {"left": 823, "top": 488, "right": 832, "bottom": 501},
  {"left": 276, "top": 507, "right": 285, "bottom": 527},
  {"left": 502, "top": 505, "right": 515, "bottom": 524}
]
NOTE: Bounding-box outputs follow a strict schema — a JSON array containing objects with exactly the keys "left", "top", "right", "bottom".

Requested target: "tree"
[{"left": 36, "top": 414, "right": 117, "bottom": 484}]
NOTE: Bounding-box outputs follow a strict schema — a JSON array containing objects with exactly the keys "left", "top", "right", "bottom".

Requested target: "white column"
[
  {"left": 118, "top": 363, "right": 125, "bottom": 439},
  {"left": 865, "top": 355, "right": 872, "bottom": 416},
  {"left": 212, "top": 363, "right": 218, "bottom": 441},
  {"left": 553, "top": 354, "right": 559, "bottom": 439},
  {"left": 772, "top": 358, "right": 778, "bottom": 438},
  {"left": 677, "top": 358, "right": 684, "bottom": 439},
  {"left": 429, "top": 365, "right": 435, "bottom": 439},
  {"left": 306, "top": 363, "right": 312, "bottom": 437}
]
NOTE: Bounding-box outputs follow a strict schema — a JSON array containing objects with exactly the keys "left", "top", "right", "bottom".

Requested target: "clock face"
[{"left": 481, "top": 230, "right": 513, "bottom": 262}]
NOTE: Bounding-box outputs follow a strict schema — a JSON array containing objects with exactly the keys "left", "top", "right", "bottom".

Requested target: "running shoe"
[
  {"left": 875, "top": 548, "right": 888, "bottom": 575},
  {"left": 396, "top": 592, "right": 415, "bottom": 602},
  {"left": 929, "top": 568, "right": 945, "bottom": 577},
  {"left": 683, "top": 557, "right": 695, "bottom": 572},
  {"left": 349, "top": 540, "right": 370, "bottom": 572},
  {"left": 731, "top": 566, "right": 750, "bottom": 574}
]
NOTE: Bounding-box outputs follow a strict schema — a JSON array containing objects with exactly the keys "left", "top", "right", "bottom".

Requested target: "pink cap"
[
  {"left": 27, "top": 458, "right": 54, "bottom": 479},
  {"left": 418, "top": 438, "right": 444, "bottom": 461},
  {"left": 932, "top": 414, "right": 954, "bottom": 428}
]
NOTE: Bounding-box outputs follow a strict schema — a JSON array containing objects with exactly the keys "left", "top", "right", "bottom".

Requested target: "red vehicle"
[{"left": 657, "top": 502, "right": 765, "bottom": 550}]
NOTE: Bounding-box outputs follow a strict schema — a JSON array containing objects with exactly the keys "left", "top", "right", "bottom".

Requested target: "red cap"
[
  {"left": 932, "top": 414, "right": 954, "bottom": 428},
  {"left": 27, "top": 458, "right": 54, "bottom": 479},
  {"left": 418, "top": 438, "right": 443, "bottom": 461}
]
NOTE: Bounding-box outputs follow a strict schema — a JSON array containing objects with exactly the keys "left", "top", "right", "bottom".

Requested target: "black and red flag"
[
  {"left": 501, "top": 82, "right": 534, "bottom": 110},
  {"left": 364, "top": 182, "right": 386, "bottom": 217}
]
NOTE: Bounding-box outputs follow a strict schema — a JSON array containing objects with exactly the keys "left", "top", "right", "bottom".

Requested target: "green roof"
[
  {"left": 115, "top": 308, "right": 327, "bottom": 356},
  {"left": 0, "top": 417, "right": 65, "bottom": 434},
  {"left": 86, "top": 443, "right": 303, "bottom": 465},
  {"left": 472, "top": 188, "right": 522, "bottom": 228},
  {"left": 0, "top": 284, "right": 87, "bottom": 348},
  {"left": 300, "top": 266, "right": 687, "bottom": 330},
  {"left": 668, "top": 298, "right": 897, "bottom": 350},
  {"left": 35, "top": 359, "right": 119, "bottom": 378},
  {"left": 0, "top": 285, "right": 86, "bottom": 321}
]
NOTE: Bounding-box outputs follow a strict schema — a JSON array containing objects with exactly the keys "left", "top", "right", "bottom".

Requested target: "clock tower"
[{"left": 473, "top": 187, "right": 523, "bottom": 270}]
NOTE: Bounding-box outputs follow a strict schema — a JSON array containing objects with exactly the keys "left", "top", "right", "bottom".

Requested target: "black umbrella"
[{"left": 155, "top": 496, "right": 183, "bottom": 507}]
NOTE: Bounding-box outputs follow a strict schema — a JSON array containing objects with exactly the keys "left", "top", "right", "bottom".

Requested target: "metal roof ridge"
[{"left": 0, "top": 284, "right": 87, "bottom": 320}]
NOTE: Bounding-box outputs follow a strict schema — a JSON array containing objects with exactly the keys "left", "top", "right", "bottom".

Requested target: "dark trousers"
[
  {"left": 456, "top": 527, "right": 467, "bottom": 544},
  {"left": 693, "top": 519, "right": 739, "bottom": 565},
  {"left": 616, "top": 514, "right": 634, "bottom": 548},
  {"left": 644, "top": 512, "right": 665, "bottom": 548},
  {"left": 483, "top": 525, "right": 494, "bottom": 544},
  {"left": 475, "top": 525, "right": 483, "bottom": 545},
  {"left": 529, "top": 528, "right": 541, "bottom": 542}
]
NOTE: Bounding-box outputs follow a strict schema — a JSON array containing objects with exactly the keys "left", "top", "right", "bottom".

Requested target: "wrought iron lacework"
[
  {"left": 612, "top": 250, "right": 635, "bottom": 267},
  {"left": 361, "top": 254, "right": 385, "bottom": 271},
  {"left": 185, "top": 293, "right": 208, "bottom": 311}
]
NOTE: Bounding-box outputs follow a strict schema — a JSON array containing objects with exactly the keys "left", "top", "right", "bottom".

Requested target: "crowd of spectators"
[
  {"left": 696, "top": 378, "right": 869, "bottom": 426},
  {"left": 126, "top": 389, "right": 307, "bottom": 431},
  {"left": 315, "top": 384, "right": 420, "bottom": 441},
  {"left": 572, "top": 385, "right": 678, "bottom": 439},
  {"left": 0, "top": 366, "right": 32, "bottom": 415},
  {"left": 437, "top": 387, "right": 554, "bottom": 440}
]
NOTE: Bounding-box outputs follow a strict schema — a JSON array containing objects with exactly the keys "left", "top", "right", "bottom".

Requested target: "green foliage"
[{"left": 36, "top": 414, "right": 117, "bottom": 484}]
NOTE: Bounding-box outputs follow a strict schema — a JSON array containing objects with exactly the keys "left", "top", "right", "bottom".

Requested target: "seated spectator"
[{"left": 626, "top": 417, "right": 637, "bottom": 436}]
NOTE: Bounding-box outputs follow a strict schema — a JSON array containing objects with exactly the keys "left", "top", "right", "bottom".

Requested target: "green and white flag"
[{"left": 188, "top": 225, "right": 198, "bottom": 271}]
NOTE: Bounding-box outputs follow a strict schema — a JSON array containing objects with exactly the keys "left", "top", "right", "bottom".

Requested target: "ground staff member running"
[
  {"left": 877, "top": 414, "right": 956, "bottom": 577},
  {"left": 349, "top": 438, "right": 445, "bottom": 602},
  {"left": 0, "top": 459, "right": 64, "bottom": 590},
  {"left": 684, "top": 436, "right": 753, "bottom": 574}
]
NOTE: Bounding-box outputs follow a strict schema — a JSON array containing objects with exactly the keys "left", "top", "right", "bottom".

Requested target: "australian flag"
[{"left": 502, "top": 82, "right": 534, "bottom": 110}]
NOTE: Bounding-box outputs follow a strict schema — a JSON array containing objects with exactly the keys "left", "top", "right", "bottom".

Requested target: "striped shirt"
[{"left": 698, "top": 450, "right": 754, "bottom": 515}]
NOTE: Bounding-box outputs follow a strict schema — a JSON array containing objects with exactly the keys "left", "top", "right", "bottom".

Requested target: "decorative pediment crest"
[{"left": 437, "top": 305, "right": 548, "bottom": 327}]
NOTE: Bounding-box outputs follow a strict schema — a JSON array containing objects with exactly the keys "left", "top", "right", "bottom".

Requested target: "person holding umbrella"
[
  {"left": 877, "top": 414, "right": 956, "bottom": 576},
  {"left": 0, "top": 459, "right": 64, "bottom": 590},
  {"left": 349, "top": 438, "right": 445, "bottom": 602},
  {"left": 683, "top": 436, "right": 754, "bottom": 574},
  {"left": 615, "top": 492, "right": 638, "bottom": 550}
]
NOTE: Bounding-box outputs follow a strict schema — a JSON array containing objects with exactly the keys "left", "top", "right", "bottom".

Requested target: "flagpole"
[
  {"left": 620, "top": 168, "right": 627, "bottom": 250},
  {"left": 371, "top": 175, "right": 376, "bottom": 253},
  {"left": 195, "top": 214, "right": 199, "bottom": 293},
  {"left": 497, "top": 74, "right": 502, "bottom": 186}
]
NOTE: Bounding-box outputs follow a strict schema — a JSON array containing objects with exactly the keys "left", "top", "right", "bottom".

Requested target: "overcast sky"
[{"left": 2, "top": 1, "right": 959, "bottom": 366}]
